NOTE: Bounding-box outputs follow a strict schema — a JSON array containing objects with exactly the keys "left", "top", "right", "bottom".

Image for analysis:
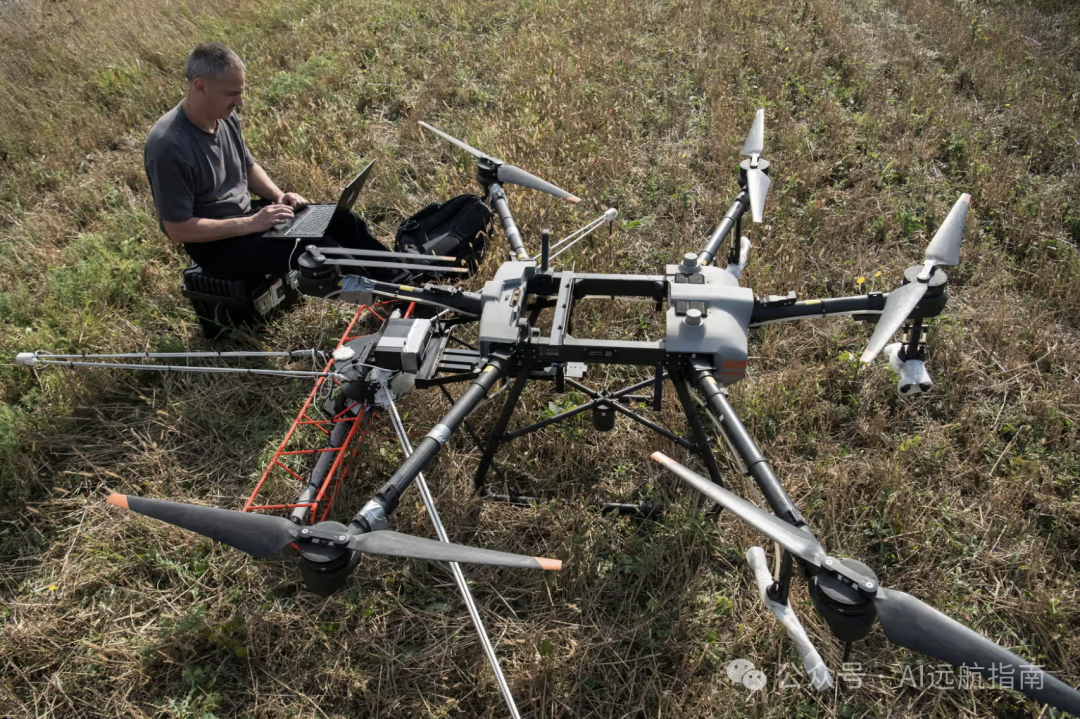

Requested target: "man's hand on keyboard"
[
  {"left": 250, "top": 203, "right": 295, "bottom": 232},
  {"left": 280, "top": 192, "right": 309, "bottom": 210}
]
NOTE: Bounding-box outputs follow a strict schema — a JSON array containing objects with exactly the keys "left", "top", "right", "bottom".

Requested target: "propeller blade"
[
  {"left": 875, "top": 588, "right": 1080, "bottom": 716},
  {"left": 650, "top": 453, "right": 827, "bottom": 565},
  {"left": 860, "top": 281, "right": 929, "bottom": 363},
  {"left": 746, "top": 166, "right": 771, "bottom": 223},
  {"left": 497, "top": 164, "right": 580, "bottom": 204},
  {"left": 106, "top": 494, "right": 299, "bottom": 559},
  {"left": 418, "top": 121, "right": 502, "bottom": 164},
  {"left": 924, "top": 193, "right": 970, "bottom": 268},
  {"left": 349, "top": 530, "right": 562, "bottom": 570},
  {"left": 741, "top": 108, "right": 765, "bottom": 157}
]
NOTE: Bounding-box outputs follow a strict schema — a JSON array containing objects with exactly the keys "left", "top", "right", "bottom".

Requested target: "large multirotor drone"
[{"left": 18, "top": 111, "right": 1080, "bottom": 717}]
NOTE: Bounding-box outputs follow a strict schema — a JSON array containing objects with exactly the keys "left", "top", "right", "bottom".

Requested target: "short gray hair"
[{"left": 184, "top": 43, "right": 245, "bottom": 83}]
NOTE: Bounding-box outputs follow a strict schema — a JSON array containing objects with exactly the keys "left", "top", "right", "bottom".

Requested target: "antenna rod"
[
  {"left": 18, "top": 358, "right": 342, "bottom": 380},
  {"left": 530, "top": 209, "right": 618, "bottom": 264}
]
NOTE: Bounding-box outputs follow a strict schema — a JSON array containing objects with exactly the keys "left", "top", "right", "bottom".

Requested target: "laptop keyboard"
[{"left": 284, "top": 205, "right": 335, "bottom": 236}]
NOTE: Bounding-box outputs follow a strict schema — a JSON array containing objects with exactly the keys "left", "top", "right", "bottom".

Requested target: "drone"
[{"left": 17, "top": 111, "right": 1080, "bottom": 718}]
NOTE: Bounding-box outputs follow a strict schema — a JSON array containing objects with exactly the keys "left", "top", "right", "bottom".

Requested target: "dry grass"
[{"left": 2, "top": 0, "right": 1079, "bottom": 716}]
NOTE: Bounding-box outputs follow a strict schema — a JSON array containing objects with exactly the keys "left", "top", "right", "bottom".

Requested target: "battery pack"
[
  {"left": 373, "top": 319, "right": 433, "bottom": 372},
  {"left": 181, "top": 266, "right": 300, "bottom": 338}
]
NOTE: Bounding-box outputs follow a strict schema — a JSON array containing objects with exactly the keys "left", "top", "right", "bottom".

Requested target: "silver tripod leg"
[{"left": 380, "top": 382, "right": 523, "bottom": 719}]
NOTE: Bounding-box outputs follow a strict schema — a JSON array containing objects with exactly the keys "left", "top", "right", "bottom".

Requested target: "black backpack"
[{"left": 394, "top": 194, "right": 492, "bottom": 275}]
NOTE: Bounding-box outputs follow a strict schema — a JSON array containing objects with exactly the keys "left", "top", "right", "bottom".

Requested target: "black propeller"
[
  {"left": 418, "top": 121, "right": 580, "bottom": 204},
  {"left": 862, "top": 194, "right": 970, "bottom": 363},
  {"left": 650, "top": 454, "right": 1080, "bottom": 716},
  {"left": 107, "top": 494, "right": 561, "bottom": 594}
]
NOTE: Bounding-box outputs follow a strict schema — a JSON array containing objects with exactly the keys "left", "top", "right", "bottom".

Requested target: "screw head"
[
  {"left": 825, "top": 559, "right": 833, "bottom": 565},
  {"left": 339, "top": 536, "right": 347, "bottom": 541},
  {"left": 301, "top": 528, "right": 309, "bottom": 534}
]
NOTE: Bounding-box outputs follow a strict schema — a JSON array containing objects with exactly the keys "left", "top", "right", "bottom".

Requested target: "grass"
[{"left": 1, "top": 0, "right": 1079, "bottom": 716}]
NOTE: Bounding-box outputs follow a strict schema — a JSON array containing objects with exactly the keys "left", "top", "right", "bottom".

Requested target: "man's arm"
[
  {"left": 248, "top": 162, "right": 284, "bottom": 203},
  {"left": 249, "top": 162, "right": 308, "bottom": 209},
  {"left": 163, "top": 215, "right": 258, "bottom": 244},
  {"left": 164, "top": 204, "right": 295, "bottom": 244}
]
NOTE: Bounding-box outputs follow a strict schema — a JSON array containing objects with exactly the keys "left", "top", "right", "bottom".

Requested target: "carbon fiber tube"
[
  {"left": 357, "top": 358, "right": 507, "bottom": 520},
  {"left": 489, "top": 183, "right": 529, "bottom": 261},
  {"left": 749, "top": 294, "right": 888, "bottom": 326},
  {"left": 290, "top": 414, "right": 356, "bottom": 523},
  {"left": 691, "top": 370, "right": 806, "bottom": 528},
  {"left": 698, "top": 194, "right": 748, "bottom": 265}
]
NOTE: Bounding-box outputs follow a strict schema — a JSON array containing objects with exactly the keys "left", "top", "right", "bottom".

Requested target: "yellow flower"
[
  {"left": 856, "top": 276, "right": 866, "bottom": 285},
  {"left": 48, "top": 585, "right": 59, "bottom": 591},
  {"left": 874, "top": 271, "right": 882, "bottom": 277}
]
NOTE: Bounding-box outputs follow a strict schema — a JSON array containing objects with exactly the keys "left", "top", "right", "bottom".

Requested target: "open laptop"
[{"left": 262, "top": 159, "right": 375, "bottom": 238}]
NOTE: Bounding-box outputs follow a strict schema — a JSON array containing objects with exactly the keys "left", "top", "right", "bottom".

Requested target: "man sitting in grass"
[{"left": 144, "top": 42, "right": 392, "bottom": 281}]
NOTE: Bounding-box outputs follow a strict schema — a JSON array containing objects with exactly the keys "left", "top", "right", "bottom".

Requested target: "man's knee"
[{"left": 328, "top": 211, "right": 387, "bottom": 252}]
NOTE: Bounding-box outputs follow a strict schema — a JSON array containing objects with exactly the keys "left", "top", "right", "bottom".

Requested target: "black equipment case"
[
  {"left": 181, "top": 266, "right": 300, "bottom": 338},
  {"left": 394, "top": 194, "right": 491, "bottom": 273}
]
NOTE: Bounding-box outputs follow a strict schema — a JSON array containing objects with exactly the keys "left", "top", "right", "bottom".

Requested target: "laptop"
[{"left": 262, "top": 159, "right": 375, "bottom": 238}]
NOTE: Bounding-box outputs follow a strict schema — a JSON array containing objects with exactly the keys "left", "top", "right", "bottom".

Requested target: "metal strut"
[
  {"left": 669, "top": 365, "right": 727, "bottom": 489},
  {"left": 379, "top": 379, "right": 524, "bottom": 719}
]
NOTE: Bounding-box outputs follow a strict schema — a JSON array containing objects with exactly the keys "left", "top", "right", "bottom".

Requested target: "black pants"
[{"left": 184, "top": 208, "right": 393, "bottom": 282}]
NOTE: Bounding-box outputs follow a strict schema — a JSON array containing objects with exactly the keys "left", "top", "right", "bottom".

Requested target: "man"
[{"left": 144, "top": 43, "right": 390, "bottom": 281}]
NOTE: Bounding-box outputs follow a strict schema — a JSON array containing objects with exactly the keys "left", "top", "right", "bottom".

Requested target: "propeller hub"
[
  {"left": 297, "top": 521, "right": 352, "bottom": 565},
  {"left": 738, "top": 158, "right": 770, "bottom": 186},
  {"left": 475, "top": 161, "right": 500, "bottom": 186},
  {"left": 902, "top": 265, "right": 947, "bottom": 294},
  {"left": 811, "top": 558, "right": 879, "bottom": 642}
]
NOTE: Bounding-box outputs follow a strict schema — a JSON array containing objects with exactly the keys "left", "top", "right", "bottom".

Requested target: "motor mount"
[
  {"left": 809, "top": 557, "right": 879, "bottom": 643},
  {"left": 297, "top": 521, "right": 360, "bottom": 597}
]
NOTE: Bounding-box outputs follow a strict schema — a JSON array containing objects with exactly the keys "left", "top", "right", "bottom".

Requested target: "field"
[{"left": 2, "top": 0, "right": 1080, "bottom": 716}]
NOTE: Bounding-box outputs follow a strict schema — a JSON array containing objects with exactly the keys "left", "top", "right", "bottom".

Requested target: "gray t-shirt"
[{"left": 143, "top": 102, "right": 255, "bottom": 235}]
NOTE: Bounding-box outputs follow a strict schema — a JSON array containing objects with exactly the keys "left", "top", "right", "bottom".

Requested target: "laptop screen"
[{"left": 337, "top": 159, "right": 376, "bottom": 212}]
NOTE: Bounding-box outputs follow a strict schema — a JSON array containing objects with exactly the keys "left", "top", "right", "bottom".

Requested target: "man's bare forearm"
[
  {"left": 248, "top": 162, "right": 284, "bottom": 202},
  {"left": 163, "top": 215, "right": 256, "bottom": 244}
]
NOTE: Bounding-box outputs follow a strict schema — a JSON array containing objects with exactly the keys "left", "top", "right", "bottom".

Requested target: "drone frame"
[{"left": 18, "top": 113, "right": 1080, "bottom": 718}]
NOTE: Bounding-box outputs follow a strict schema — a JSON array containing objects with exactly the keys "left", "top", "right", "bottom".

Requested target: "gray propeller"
[
  {"left": 107, "top": 494, "right": 561, "bottom": 570},
  {"left": 650, "top": 454, "right": 1080, "bottom": 717},
  {"left": 418, "top": 121, "right": 580, "bottom": 204},
  {"left": 861, "top": 193, "right": 970, "bottom": 363},
  {"left": 740, "top": 109, "right": 771, "bottom": 223},
  {"left": 650, "top": 452, "right": 826, "bottom": 565}
]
